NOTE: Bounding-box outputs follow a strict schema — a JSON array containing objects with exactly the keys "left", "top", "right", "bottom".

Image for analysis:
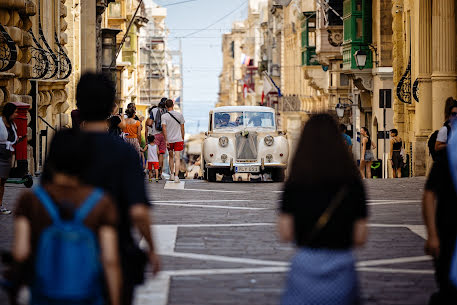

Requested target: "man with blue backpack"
[{"left": 8, "top": 129, "right": 121, "bottom": 305}]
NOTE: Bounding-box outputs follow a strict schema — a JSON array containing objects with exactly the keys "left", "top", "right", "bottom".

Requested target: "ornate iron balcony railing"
[
  {"left": 412, "top": 78, "right": 419, "bottom": 103},
  {"left": 29, "top": 29, "right": 49, "bottom": 79},
  {"left": 396, "top": 56, "right": 412, "bottom": 104},
  {"left": 38, "top": 24, "right": 58, "bottom": 79},
  {"left": 0, "top": 23, "right": 18, "bottom": 72},
  {"left": 54, "top": 32, "right": 72, "bottom": 79}
]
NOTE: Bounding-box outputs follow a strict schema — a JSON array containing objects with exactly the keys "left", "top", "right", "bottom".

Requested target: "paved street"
[{"left": 1, "top": 177, "right": 435, "bottom": 305}]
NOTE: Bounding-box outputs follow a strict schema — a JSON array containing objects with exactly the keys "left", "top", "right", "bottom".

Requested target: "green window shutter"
[
  {"left": 362, "top": 0, "right": 372, "bottom": 44},
  {"left": 301, "top": 30, "right": 307, "bottom": 48}
]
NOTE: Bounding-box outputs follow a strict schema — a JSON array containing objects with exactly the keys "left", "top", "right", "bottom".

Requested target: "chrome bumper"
[{"left": 206, "top": 162, "right": 287, "bottom": 169}]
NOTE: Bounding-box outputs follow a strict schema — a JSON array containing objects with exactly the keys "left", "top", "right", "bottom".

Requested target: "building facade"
[
  {"left": 219, "top": 0, "right": 407, "bottom": 177},
  {"left": 392, "top": 0, "right": 457, "bottom": 176}
]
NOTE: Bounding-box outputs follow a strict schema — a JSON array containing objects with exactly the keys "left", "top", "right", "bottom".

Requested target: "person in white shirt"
[
  {"left": 161, "top": 99, "right": 185, "bottom": 183},
  {"left": 142, "top": 135, "right": 160, "bottom": 183}
]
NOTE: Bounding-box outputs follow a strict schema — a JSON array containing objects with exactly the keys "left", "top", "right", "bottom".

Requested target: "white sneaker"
[
  {"left": 169, "top": 174, "right": 175, "bottom": 181},
  {"left": 0, "top": 207, "right": 11, "bottom": 215},
  {"left": 174, "top": 176, "right": 180, "bottom": 183}
]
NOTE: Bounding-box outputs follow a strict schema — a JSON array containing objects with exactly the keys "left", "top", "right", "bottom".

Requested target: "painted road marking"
[
  {"left": 369, "top": 224, "right": 427, "bottom": 239},
  {"left": 152, "top": 202, "right": 267, "bottom": 210},
  {"left": 182, "top": 188, "right": 247, "bottom": 193},
  {"left": 135, "top": 222, "right": 433, "bottom": 305},
  {"left": 367, "top": 200, "right": 421, "bottom": 205},
  {"left": 164, "top": 181, "right": 185, "bottom": 190},
  {"left": 153, "top": 199, "right": 254, "bottom": 203}
]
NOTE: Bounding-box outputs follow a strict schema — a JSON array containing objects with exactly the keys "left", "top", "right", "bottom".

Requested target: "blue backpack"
[{"left": 31, "top": 186, "right": 105, "bottom": 305}]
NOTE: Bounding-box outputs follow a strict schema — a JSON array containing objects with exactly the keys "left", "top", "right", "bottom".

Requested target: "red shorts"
[
  {"left": 148, "top": 162, "right": 159, "bottom": 170},
  {"left": 168, "top": 141, "right": 184, "bottom": 152},
  {"left": 154, "top": 133, "right": 166, "bottom": 154}
]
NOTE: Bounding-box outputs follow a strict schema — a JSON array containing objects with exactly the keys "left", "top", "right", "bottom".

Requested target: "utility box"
[{"left": 371, "top": 159, "right": 382, "bottom": 179}]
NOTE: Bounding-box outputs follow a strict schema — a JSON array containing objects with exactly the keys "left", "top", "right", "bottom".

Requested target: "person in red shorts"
[
  {"left": 146, "top": 99, "right": 167, "bottom": 179},
  {"left": 161, "top": 99, "right": 185, "bottom": 183},
  {"left": 142, "top": 135, "right": 160, "bottom": 183}
]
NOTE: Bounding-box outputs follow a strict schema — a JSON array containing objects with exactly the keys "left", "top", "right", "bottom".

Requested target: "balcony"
[{"left": 342, "top": 0, "right": 372, "bottom": 70}]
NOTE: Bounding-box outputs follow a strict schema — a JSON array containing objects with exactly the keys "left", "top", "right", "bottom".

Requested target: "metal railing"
[{"left": 0, "top": 23, "right": 17, "bottom": 72}]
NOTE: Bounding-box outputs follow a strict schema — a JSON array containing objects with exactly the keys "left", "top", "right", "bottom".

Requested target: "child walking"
[{"left": 143, "top": 135, "right": 160, "bottom": 182}]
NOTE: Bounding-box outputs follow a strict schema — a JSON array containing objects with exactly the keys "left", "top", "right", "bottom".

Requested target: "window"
[
  {"left": 109, "top": 2, "right": 121, "bottom": 18},
  {"left": 340, "top": 74, "right": 349, "bottom": 86},
  {"left": 355, "top": 0, "right": 362, "bottom": 11},
  {"left": 356, "top": 17, "right": 363, "bottom": 39},
  {"left": 308, "top": 31, "right": 316, "bottom": 47}
]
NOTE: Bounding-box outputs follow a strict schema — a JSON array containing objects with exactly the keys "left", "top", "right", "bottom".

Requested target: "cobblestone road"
[{"left": 0, "top": 177, "right": 436, "bottom": 305}]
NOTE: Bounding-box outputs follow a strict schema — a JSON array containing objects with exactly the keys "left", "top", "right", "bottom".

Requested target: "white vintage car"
[{"left": 202, "top": 106, "right": 289, "bottom": 182}]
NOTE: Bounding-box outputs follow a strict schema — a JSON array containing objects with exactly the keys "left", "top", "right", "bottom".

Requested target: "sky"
[
  {"left": 152, "top": 0, "right": 249, "bottom": 134},
  {"left": 154, "top": 0, "right": 248, "bottom": 103}
]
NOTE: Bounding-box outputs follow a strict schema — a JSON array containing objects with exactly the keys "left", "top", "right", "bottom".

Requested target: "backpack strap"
[
  {"left": 74, "top": 188, "right": 104, "bottom": 222},
  {"left": 168, "top": 112, "right": 182, "bottom": 125},
  {"left": 33, "top": 186, "right": 61, "bottom": 224}
]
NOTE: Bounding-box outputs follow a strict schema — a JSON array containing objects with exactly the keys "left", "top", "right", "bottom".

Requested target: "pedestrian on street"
[
  {"left": 43, "top": 72, "right": 160, "bottom": 305},
  {"left": 161, "top": 99, "right": 185, "bottom": 183},
  {"left": 7, "top": 129, "right": 121, "bottom": 305},
  {"left": 389, "top": 129, "right": 403, "bottom": 178},
  {"left": 340, "top": 124, "right": 352, "bottom": 152},
  {"left": 278, "top": 113, "right": 368, "bottom": 305},
  {"left": 422, "top": 147, "right": 457, "bottom": 304},
  {"left": 122, "top": 107, "right": 143, "bottom": 160},
  {"left": 108, "top": 104, "right": 125, "bottom": 138},
  {"left": 0, "top": 103, "right": 25, "bottom": 215},
  {"left": 360, "top": 127, "right": 376, "bottom": 179},
  {"left": 146, "top": 98, "right": 167, "bottom": 179},
  {"left": 143, "top": 135, "right": 160, "bottom": 183},
  {"left": 434, "top": 97, "right": 457, "bottom": 154}
]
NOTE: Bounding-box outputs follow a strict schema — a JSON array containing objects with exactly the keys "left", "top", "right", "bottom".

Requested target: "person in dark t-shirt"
[
  {"left": 42, "top": 73, "right": 160, "bottom": 305},
  {"left": 278, "top": 113, "right": 368, "bottom": 305},
  {"left": 423, "top": 151, "right": 457, "bottom": 304}
]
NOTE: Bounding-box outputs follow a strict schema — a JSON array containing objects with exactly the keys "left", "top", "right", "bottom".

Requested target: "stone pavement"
[{"left": 0, "top": 177, "right": 436, "bottom": 305}]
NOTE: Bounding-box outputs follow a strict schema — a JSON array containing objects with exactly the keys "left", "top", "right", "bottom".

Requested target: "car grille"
[{"left": 235, "top": 132, "right": 258, "bottom": 161}]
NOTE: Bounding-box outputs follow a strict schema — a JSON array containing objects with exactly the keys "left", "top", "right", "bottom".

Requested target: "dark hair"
[
  {"left": 165, "top": 99, "right": 174, "bottom": 109},
  {"left": 148, "top": 135, "right": 155, "bottom": 143},
  {"left": 339, "top": 124, "right": 347, "bottom": 133},
  {"left": 41, "top": 129, "right": 93, "bottom": 182},
  {"left": 390, "top": 129, "right": 398, "bottom": 136},
  {"left": 125, "top": 107, "right": 136, "bottom": 118},
  {"left": 127, "top": 103, "right": 136, "bottom": 110},
  {"left": 2, "top": 103, "right": 17, "bottom": 123},
  {"left": 76, "top": 73, "right": 115, "bottom": 122},
  {"left": 361, "top": 127, "right": 370, "bottom": 138},
  {"left": 444, "top": 97, "right": 457, "bottom": 120},
  {"left": 286, "top": 113, "right": 360, "bottom": 186}
]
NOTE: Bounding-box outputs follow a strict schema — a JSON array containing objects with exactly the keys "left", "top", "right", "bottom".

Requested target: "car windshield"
[
  {"left": 245, "top": 112, "right": 275, "bottom": 128},
  {"left": 214, "top": 112, "right": 244, "bottom": 129},
  {"left": 213, "top": 111, "right": 275, "bottom": 129}
]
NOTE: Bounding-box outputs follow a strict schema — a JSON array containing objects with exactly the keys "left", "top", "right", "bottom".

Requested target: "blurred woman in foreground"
[{"left": 278, "top": 113, "right": 368, "bottom": 305}]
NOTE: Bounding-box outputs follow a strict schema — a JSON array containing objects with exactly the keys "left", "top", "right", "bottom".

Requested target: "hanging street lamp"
[{"left": 354, "top": 48, "right": 367, "bottom": 70}]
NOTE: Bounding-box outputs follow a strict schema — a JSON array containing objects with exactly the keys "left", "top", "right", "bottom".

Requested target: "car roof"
[{"left": 212, "top": 106, "right": 275, "bottom": 113}]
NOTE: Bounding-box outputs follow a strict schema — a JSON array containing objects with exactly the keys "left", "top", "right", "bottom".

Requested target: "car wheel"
[
  {"left": 207, "top": 168, "right": 216, "bottom": 182},
  {"left": 272, "top": 169, "right": 285, "bottom": 182}
]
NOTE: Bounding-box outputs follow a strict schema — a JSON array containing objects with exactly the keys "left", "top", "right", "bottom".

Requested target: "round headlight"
[
  {"left": 264, "top": 135, "right": 274, "bottom": 146},
  {"left": 219, "top": 136, "right": 229, "bottom": 147}
]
